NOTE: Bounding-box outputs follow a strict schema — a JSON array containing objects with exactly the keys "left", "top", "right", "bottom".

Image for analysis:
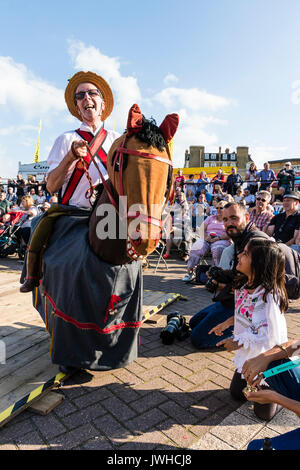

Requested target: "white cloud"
[
  {"left": 291, "top": 80, "right": 300, "bottom": 104},
  {"left": 250, "top": 145, "right": 288, "bottom": 168},
  {"left": 0, "top": 124, "right": 37, "bottom": 136},
  {"left": 0, "top": 56, "right": 64, "bottom": 119},
  {"left": 163, "top": 73, "right": 179, "bottom": 85},
  {"left": 170, "top": 109, "right": 228, "bottom": 168},
  {"left": 154, "top": 87, "right": 233, "bottom": 111}
]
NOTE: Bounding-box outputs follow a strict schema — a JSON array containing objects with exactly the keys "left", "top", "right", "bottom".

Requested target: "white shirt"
[
  {"left": 20, "top": 205, "right": 39, "bottom": 228},
  {"left": 47, "top": 122, "right": 120, "bottom": 208},
  {"left": 34, "top": 195, "right": 46, "bottom": 205},
  {"left": 233, "top": 286, "right": 288, "bottom": 375},
  {"left": 244, "top": 194, "right": 255, "bottom": 205}
]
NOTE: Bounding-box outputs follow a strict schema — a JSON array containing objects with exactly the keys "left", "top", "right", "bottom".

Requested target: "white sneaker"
[{"left": 182, "top": 273, "right": 193, "bottom": 282}]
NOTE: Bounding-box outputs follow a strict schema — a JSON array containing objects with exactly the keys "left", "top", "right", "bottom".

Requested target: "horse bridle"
[{"left": 86, "top": 135, "right": 173, "bottom": 259}]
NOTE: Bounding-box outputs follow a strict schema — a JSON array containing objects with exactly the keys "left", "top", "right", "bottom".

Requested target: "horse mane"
[
  {"left": 125, "top": 115, "right": 167, "bottom": 151},
  {"left": 91, "top": 115, "right": 169, "bottom": 212}
]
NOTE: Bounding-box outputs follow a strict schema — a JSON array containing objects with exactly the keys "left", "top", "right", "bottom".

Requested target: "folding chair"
[{"left": 147, "top": 239, "right": 169, "bottom": 274}]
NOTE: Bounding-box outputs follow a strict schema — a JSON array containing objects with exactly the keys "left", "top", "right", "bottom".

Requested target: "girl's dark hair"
[
  {"left": 237, "top": 238, "right": 288, "bottom": 312},
  {"left": 127, "top": 116, "right": 167, "bottom": 151}
]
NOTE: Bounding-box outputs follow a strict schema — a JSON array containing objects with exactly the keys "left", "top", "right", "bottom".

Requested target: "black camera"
[
  {"left": 205, "top": 266, "right": 233, "bottom": 293},
  {"left": 205, "top": 277, "right": 218, "bottom": 293},
  {"left": 160, "top": 312, "right": 189, "bottom": 345}
]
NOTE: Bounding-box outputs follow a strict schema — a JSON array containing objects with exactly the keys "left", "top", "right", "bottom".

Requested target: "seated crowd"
[
  {"left": 163, "top": 163, "right": 300, "bottom": 270},
  {"left": 0, "top": 174, "right": 59, "bottom": 243}
]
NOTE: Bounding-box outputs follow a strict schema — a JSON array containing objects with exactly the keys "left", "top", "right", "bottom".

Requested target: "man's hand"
[{"left": 71, "top": 140, "right": 89, "bottom": 160}]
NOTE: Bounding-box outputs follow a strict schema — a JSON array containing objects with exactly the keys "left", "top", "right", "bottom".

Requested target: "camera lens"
[{"left": 160, "top": 316, "right": 182, "bottom": 345}]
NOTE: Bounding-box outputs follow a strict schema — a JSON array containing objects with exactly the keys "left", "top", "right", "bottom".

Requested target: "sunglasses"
[
  {"left": 216, "top": 206, "right": 224, "bottom": 209},
  {"left": 256, "top": 197, "right": 267, "bottom": 202},
  {"left": 74, "top": 89, "right": 102, "bottom": 101}
]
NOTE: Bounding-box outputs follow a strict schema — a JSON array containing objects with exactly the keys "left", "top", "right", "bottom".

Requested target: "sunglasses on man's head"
[{"left": 74, "top": 89, "right": 102, "bottom": 101}]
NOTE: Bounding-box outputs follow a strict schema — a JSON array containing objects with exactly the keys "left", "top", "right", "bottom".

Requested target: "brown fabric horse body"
[{"left": 89, "top": 104, "right": 179, "bottom": 265}]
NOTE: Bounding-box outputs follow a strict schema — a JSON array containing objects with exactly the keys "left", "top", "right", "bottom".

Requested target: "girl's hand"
[
  {"left": 209, "top": 322, "right": 227, "bottom": 336},
  {"left": 216, "top": 337, "right": 240, "bottom": 351},
  {"left": 209, "top": 317, "right": 233, "bottom": 336}
]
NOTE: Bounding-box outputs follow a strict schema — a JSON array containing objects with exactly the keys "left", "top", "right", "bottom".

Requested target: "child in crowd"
[
  {"left": 211, "top": 238, "right": 289, "bottom": 421},
  {"left": 0, "top": 213, "right": 11, "bottom": 230},
  {"left": 209, "top": 197, "right": 218, "bottom": 216},
  {"left": 233, "top": 187, "right": 244, "bottom": 204}
]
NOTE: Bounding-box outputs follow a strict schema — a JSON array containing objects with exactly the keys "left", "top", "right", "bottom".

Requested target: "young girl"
[{"left": 211, "top": 238, "right": 289, "bottom": 421}]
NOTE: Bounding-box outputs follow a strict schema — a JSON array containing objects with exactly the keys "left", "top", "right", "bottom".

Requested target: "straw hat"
[{"left": 64, "top": 71, "right": 114, "bottom": 122}]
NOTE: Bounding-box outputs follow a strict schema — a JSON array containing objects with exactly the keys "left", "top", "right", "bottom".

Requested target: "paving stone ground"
[{"left": 0, "top": 253, "right": 299, "bottom": 451}]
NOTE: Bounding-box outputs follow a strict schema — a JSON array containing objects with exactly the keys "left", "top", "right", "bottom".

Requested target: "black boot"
[
  {"left": 20, "top": 277, "right": 39, "bottom": 293},
  {"left": 20, "top": 251, "right": 41, "bottom": 293}
]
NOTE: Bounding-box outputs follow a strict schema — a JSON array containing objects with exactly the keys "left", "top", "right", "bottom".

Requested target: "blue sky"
[{"left": 1, "top": 0, "right": 300, "bottom": 177}]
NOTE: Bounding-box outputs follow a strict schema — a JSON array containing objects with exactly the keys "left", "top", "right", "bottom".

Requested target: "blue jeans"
[
  {"left": 247, "top": 428, "right": 300, "bottom": 450},
  {"left": 189, "top": 301, "right": 234, "bottom": 349},
  {"left": 265, "top": 359, "right": 300, "bottom": 402}
]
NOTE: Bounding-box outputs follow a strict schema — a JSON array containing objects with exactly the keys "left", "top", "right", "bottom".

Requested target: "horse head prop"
[{"left": 89, "top": 104, "right": 179, "bottom": 264}]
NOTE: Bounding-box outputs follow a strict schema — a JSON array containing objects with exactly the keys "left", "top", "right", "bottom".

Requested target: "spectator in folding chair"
[{"left": 182, "top": 200, "right": 231, "bottom": 281}]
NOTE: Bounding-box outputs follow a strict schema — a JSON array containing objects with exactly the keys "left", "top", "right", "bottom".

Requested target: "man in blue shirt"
[{"left": 257, "top": 162, "right": 275, "bottom": 191}]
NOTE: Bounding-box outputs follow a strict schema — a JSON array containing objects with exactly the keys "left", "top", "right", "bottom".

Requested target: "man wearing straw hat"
[
  {"left": 48, "top": 71, "right": 119, "bottom": 207},
  {"left": 19, "top": 72, "right": 143, "bottom": 375},
  {"left": 20, "top": 72, "right": 119, "bottom": 292}
]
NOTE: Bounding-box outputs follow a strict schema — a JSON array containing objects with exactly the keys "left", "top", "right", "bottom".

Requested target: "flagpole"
[{"left": 34, "top": 120, "right": 42, "bottom": 163}]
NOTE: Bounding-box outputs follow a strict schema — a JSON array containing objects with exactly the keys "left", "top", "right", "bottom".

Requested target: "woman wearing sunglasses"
[{"left": 248, "top": 190, "right": 273, "bottom": 232}]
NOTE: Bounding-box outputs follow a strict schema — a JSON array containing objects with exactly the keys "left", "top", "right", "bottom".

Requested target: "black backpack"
[{"left": 195, "top": 264, "right": 210, "bottom": 285}]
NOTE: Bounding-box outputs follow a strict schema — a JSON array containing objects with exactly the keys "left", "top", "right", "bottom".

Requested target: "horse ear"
[
  {"left": 127, "top": 104, "right": 143, "bottom": 135},
  {"left": 159, "top": 114, "right": 179, "bottom": 144}
]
